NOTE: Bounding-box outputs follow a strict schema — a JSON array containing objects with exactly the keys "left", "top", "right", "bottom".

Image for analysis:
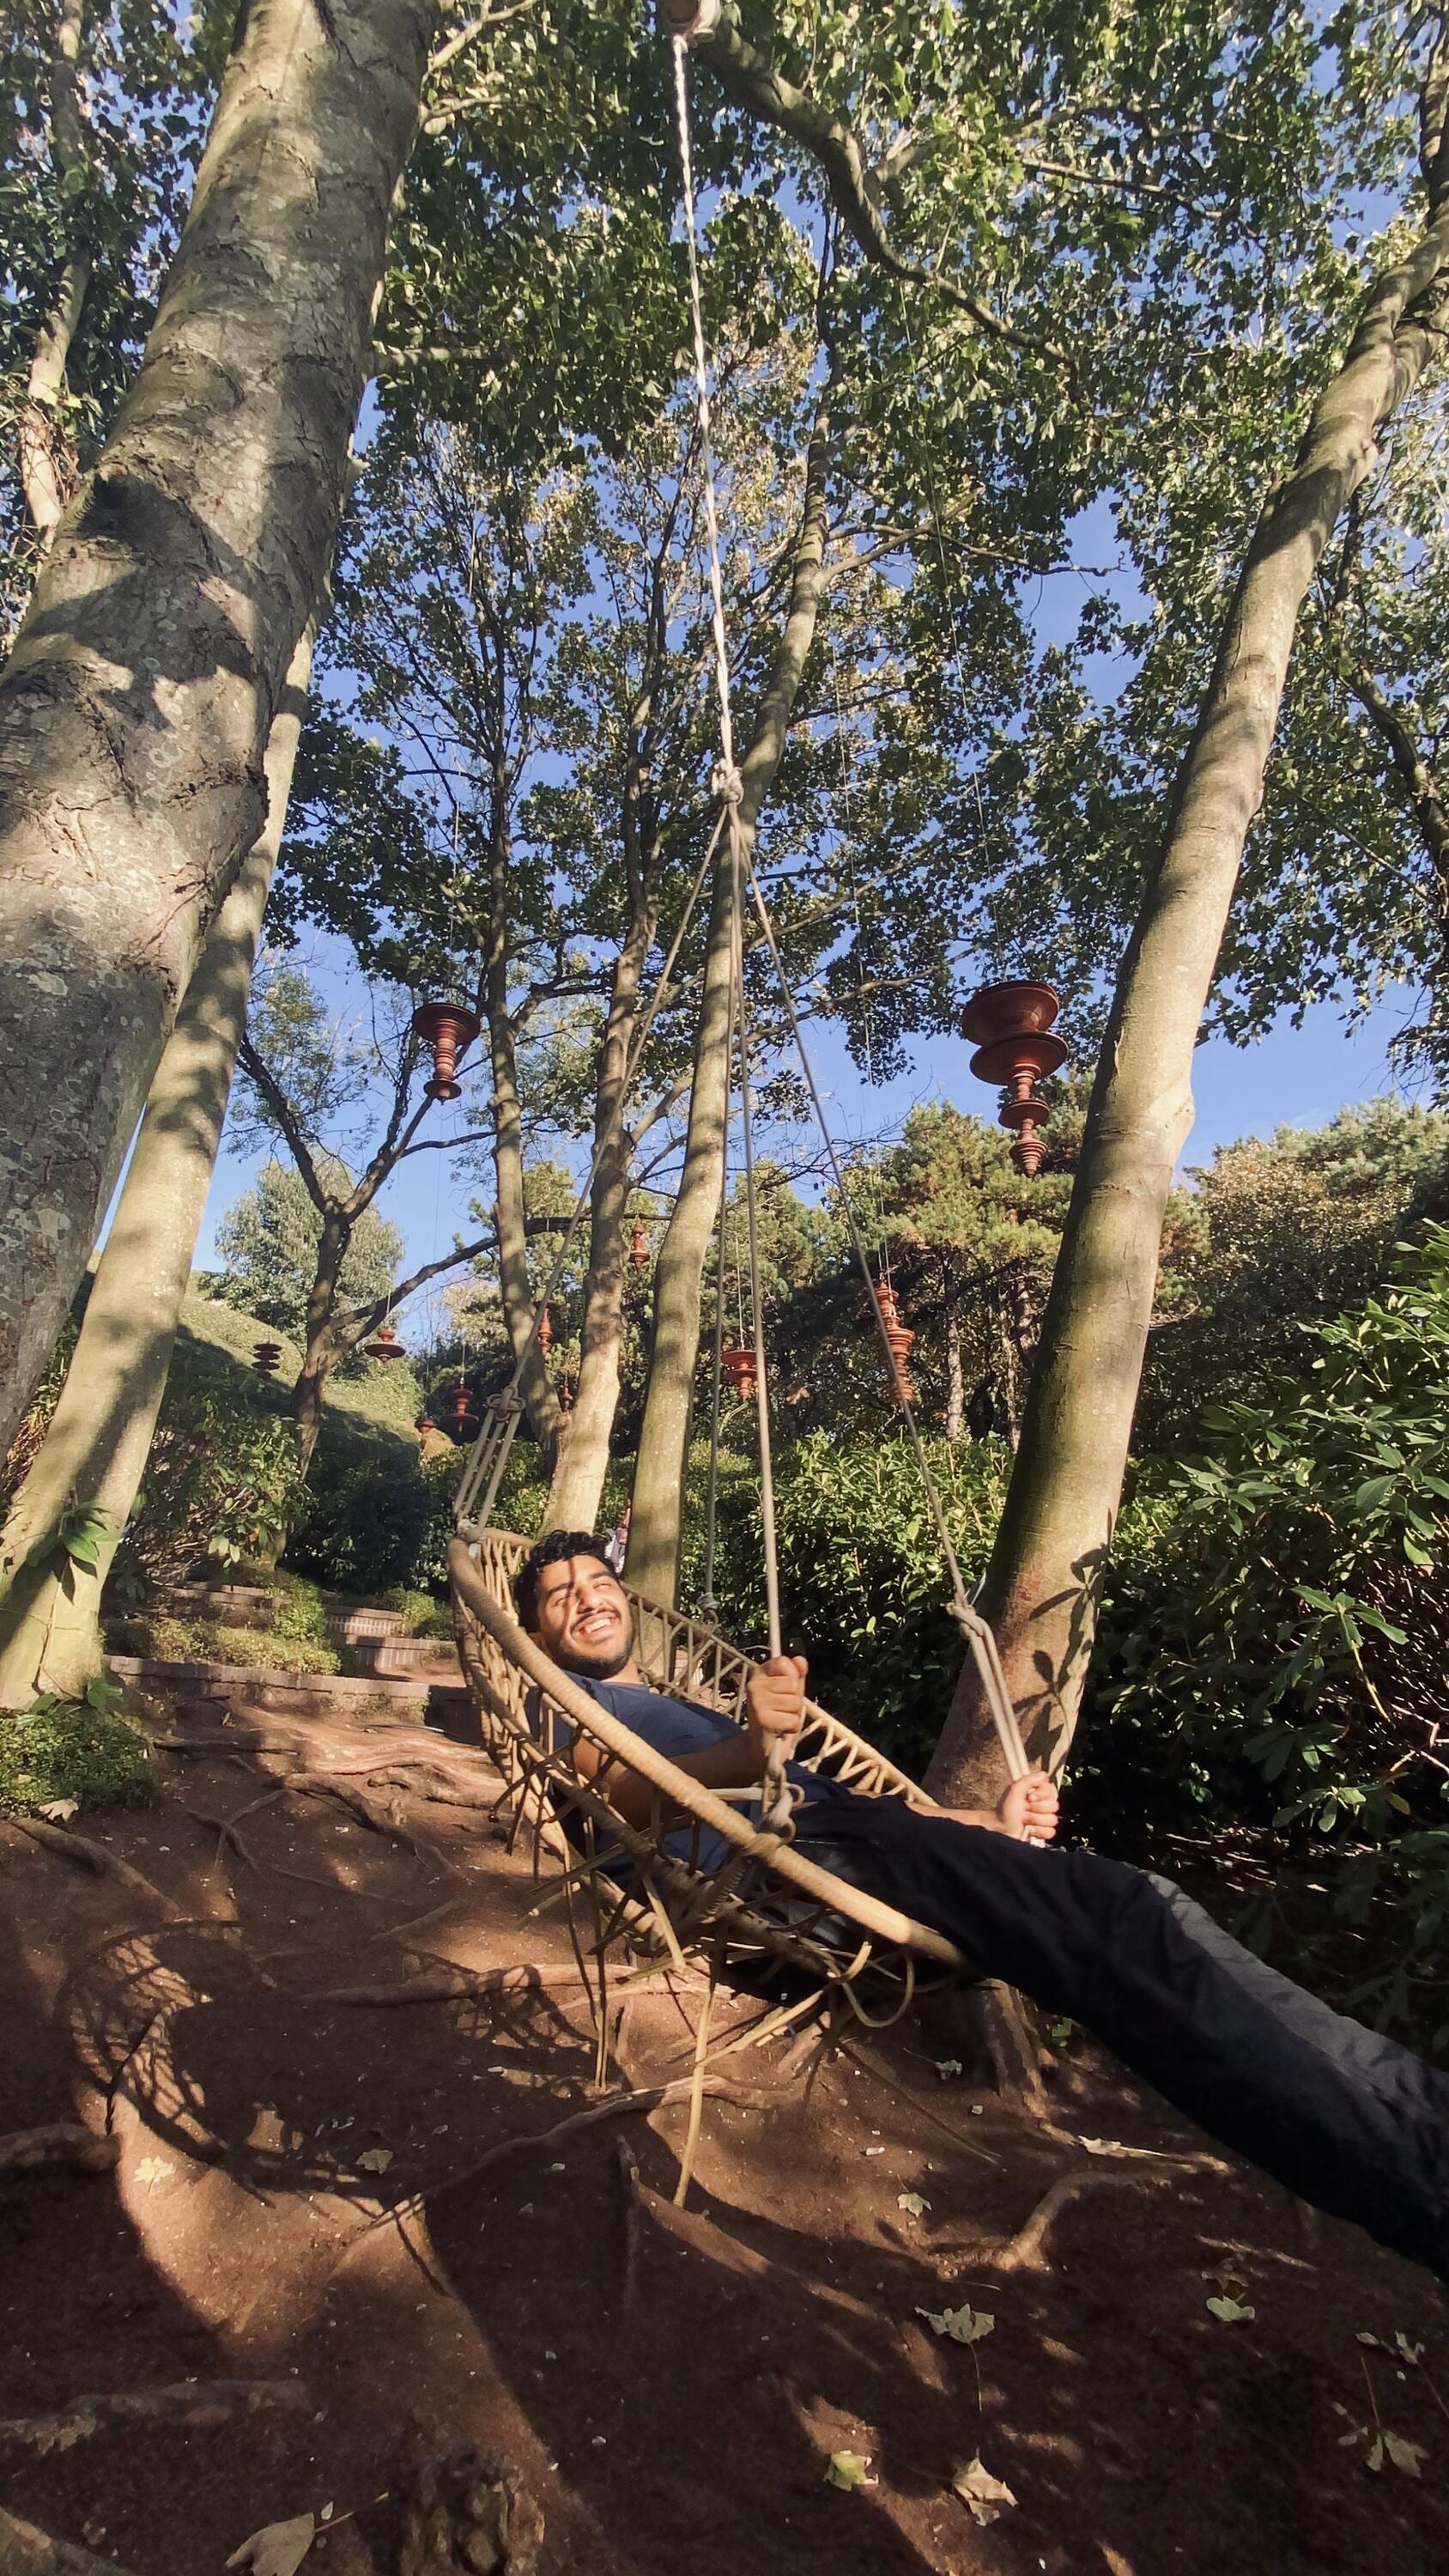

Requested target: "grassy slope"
[{"left": 179, "top": 1289, "right": 422, "bottom": 1455}]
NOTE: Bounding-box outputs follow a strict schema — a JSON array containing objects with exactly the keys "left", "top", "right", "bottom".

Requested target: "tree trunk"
[
  {"left": 293, "top": 1212, "right": 351, "bottom": 1477},
  {"left": 625, "top": 858, "right": 736, "bottom": 1605},
  {"left": 0, "top": 0, "right": 435, "bottom": 1466},
  {"left": 0, "top": 636, "right": 312, "bottom": 1708},
  {"left": 546, "top": 908, "right": 652, "bottom": 1532},
  {"left": 15, "top": 1, "right": 91, "bottom": 553},
  {"left": 627, "top": 398, "right": 834, "bottom": 1607},
  {"left": 485, "top": 829, "right": 561, "bottom": 1460},
  {"left": 926, "top": 138, "right": 1449, "bottom": 1809},
  {"left": 943, "top": 1303, "right": 964, "bottom": 1441}
]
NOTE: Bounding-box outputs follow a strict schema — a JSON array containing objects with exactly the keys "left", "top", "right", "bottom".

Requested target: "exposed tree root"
[
  {"left": 0, "top": 2506, "right": 141, "bottom": 2576},
  {"left": 5, "top": 1819, "right": 174, "bottom": 1912},
  {"left": 0, "top": 2124, "right": 120, "bottom": 2181},
  {"left": 307, "top": 1963, "right": 612, "bottom": 2007},
  {"left": 0, "top": 2380, "right": 312, "bottom": 2456},
  {"left": 979, "top": 2148, "right": 1222, "bottom": 2273}
]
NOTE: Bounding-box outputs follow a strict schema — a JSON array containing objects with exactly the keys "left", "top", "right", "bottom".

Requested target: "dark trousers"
[{"left": 792, "top": 1795, "right": 1449, "bottom": 2279}]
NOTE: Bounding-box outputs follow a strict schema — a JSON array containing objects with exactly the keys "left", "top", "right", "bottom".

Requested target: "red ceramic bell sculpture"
[
  {"left": 537, "top": 1303, "right": 554, "bottom": 1357},
  {"left": 873, "top": 1282, "right": 917, "bottom": 1404},
  {"left": 411, "top": 999, "right": 482, "bottom": 1102},
  {"left": 252, "top": 1340, "right": 282, "bottom": 1379},
  {"left": 961, "top": 980, "right": 1068, "bottom": 1178},
  {"left": 364, "top": 1320, "right": 406, "bottom": 1363},
  {"left": 629, "top": 1216, "right": 648, "bottom": 1271},
  {"left": 721, "top": 1344, "right": 759, "bottom": 1405},
  {"left": 558, "top": 1377, "right": 574, "bottom": 1413},
  {"left": 448, "top": 1382, "right": 479, "bottom": 1437}
]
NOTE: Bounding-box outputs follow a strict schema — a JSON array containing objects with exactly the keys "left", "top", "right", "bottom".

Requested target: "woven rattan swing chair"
[
  {"left": 446, "top": 16, "right": 1033, "bottom": 2022},
  {"left": 448, "top": 1528, "right": 964, "bottom": 2008}
]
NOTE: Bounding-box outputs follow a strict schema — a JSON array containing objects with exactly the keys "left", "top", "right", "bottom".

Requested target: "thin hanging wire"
[{"left": 739, "top": 850, "right": 1029, "bottom": 1781}]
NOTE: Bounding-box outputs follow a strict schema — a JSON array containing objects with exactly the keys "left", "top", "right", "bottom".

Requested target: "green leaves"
[
  {"left": 917, "top": 2300, "right": 994, "bottom": 2344},
  {"left": 25, "top": 1504, "right": 115, "bottom": 1576},
  {"left": 823, "top": 2451, "right": 875, "bottom": 2490}
]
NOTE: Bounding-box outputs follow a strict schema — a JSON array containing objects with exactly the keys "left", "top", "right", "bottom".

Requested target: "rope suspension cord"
[
  {"left": 668, "top": 16, "right": 1027, "bottom": 1790},
  {"left": 671, "top": 21, "right": 796, "bottom": 1834},
  {"left": 455, "top": 802, "right": 728, "bottom": 1532}
]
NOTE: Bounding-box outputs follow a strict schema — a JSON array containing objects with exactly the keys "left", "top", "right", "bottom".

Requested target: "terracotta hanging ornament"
[
  {"left": 960, "top": 980, "right": 1068, "bottom": 1178},
  {"left": 873, "top": 1280, "right": 917, "bottom": 1404},
  {"left": 364, "top": 1320, "right": 406, "bottom": 1363},
  {"left": 410, "top": 999, "right": 482, "bottom": 1103},
  {"left": 629, "top": 1216, "right": 649, "bottom": 1272},
  {"left": 252, "top": 1340, "right": 282, "bottom": 1379},
  {"left": 448, "top": 1382, "right": 480, "bottom": 1437},
  {"left": 557, "top": 1376, "right": 574, "bottom": 1413},
  {"left": 721, "top": 1344, "right": 759, "bottom": 1405},
  {"left": 537, "top": 1303, "right": 554, "bottom": 1357}
]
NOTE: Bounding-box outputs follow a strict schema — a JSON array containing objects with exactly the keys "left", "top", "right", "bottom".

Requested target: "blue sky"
[{"left": 183, "top": 483, "right": 1427, "bottom": 1341}]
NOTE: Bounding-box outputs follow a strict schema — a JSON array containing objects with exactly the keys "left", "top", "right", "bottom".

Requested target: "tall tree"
[
  {"left": 0, "top": 0, "right": 440, "bottom": 1463},
  {"left": 928, "top": 22, "right": 1449, "bottom": 1802},
  {"left": 229, "top": 958, "right": 494, "bottom": 1470},
  {"left": 2, "top": 1, "right": 230, "bottom": 622},
  {"left": 0, "top": 634, "right": 312, "bottom": 1709}
]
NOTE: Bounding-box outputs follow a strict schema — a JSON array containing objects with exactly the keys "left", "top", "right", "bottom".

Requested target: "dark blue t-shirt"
[{"left": 552, "top": 1672, "right": 852, "bottom": 1874}]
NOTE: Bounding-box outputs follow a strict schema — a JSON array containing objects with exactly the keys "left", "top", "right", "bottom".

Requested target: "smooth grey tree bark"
[
  {"left": 0, "top": 634, "right": 312, "bottom": 1708},
  {"left": 0, "top": 0, "right": 437, "bottom": 1462}
]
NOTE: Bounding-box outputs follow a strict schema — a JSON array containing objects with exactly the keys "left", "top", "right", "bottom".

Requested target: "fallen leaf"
[
  {"left": 933, "top": 2058, "right": 962, "bottom": 2081},
  {"left": 897, "top": 2192, "right": 930, "bottom": 2218},
  {"left": 225, "top": 2514, "right": 316, "bottom": 2576},
  {"left": 355, "top": 2148, "right": 393, "bottom": 2174},
  {"left": 952, "top": 2458, "right": 1017, "bottom": 2526},
  {"left": 1394, "top": 2332, "right": 1424, "bottom": 2366},
  {"left": 918, "top": 2302, "right": 994, "bottom": 2345},
  {"left": 1080, "top": 2137, "right": 1167, "bottom": 2160},
  {"left": 135, "top": 2157, "right": 174, "bottom": 2187},
  {"left": 1205, "top": 2297, "right": 1255, "bottom": 2324},
  {"left": 1382, "top": 2433, "right": 1426, "bottom": 2476},
  {"left": 823, "top": 2451, "right": 875, "bottom": 2490},
  {"left": 38, "top": 1799, "right": 78, "bottom": 1822}
]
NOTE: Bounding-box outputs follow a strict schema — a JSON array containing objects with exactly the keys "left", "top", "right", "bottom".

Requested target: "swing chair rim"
[{"left": 447, "top": 1535, "right": 963, "bottom": 1970}]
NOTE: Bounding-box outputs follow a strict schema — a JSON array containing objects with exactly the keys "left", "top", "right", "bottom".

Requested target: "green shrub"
[
  {"left": 115, "top": 1337, "right": 307, "bottom": 1588},
  {"left": 289, "top": 1451, "right": 431, "bottom": 1594},
  {"left": 0, "top": 1685, "right": 153, "bottom": 1818},
  {"left": 263, "top": 1570, "right": 330, "bottom": 1644},
  {"left": 1091, "top": 1224, "right": 1449, "bottom": 2050},
  {"left": 704, "top": 1430, "right": 1010, "bottom": 1774},
  {"left": 377, "top": 1584, "right": 453, "bottom": 1638}
]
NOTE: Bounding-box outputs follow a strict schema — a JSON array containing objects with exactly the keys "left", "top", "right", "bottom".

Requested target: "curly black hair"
[{"left": 514, "top": 1528, "right": 615, "bottom": 1631}]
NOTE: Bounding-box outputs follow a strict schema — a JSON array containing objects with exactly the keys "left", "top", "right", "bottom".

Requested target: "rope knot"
[{"left": 711, "top": 759, "right": 744, "bottom": 806}]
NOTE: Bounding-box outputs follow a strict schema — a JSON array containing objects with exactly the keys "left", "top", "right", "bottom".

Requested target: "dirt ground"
[{"left": 3, "top": 1688, "right": 1446, "bottom": 2576}]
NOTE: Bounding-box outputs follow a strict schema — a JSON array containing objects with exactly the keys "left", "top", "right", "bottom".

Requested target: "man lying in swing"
[{"left": 517, "top": 1529, "right": 1449, "bottom": 2284}]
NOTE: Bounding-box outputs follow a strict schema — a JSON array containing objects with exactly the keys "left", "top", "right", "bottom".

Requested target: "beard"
[{"left": 554, "top": 1635, "right": 634, "bottom": 1683}]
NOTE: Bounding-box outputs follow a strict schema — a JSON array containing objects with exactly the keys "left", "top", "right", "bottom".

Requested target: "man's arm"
[{"left": 563, "top": 1655, "right": 809, "bottom": 1831}]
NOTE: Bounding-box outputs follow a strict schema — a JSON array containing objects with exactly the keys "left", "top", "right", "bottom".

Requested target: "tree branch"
[
  {"left": 236, "top": 1036, "right": 331, "bottom": 1214},
  {"left": 689, "top": 14, "right": 1070, "bottom": 372}
]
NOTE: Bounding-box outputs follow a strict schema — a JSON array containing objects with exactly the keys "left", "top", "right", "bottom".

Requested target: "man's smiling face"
[{"left": 531, "top": 1552, "right": 636, "bottom": 1680}]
